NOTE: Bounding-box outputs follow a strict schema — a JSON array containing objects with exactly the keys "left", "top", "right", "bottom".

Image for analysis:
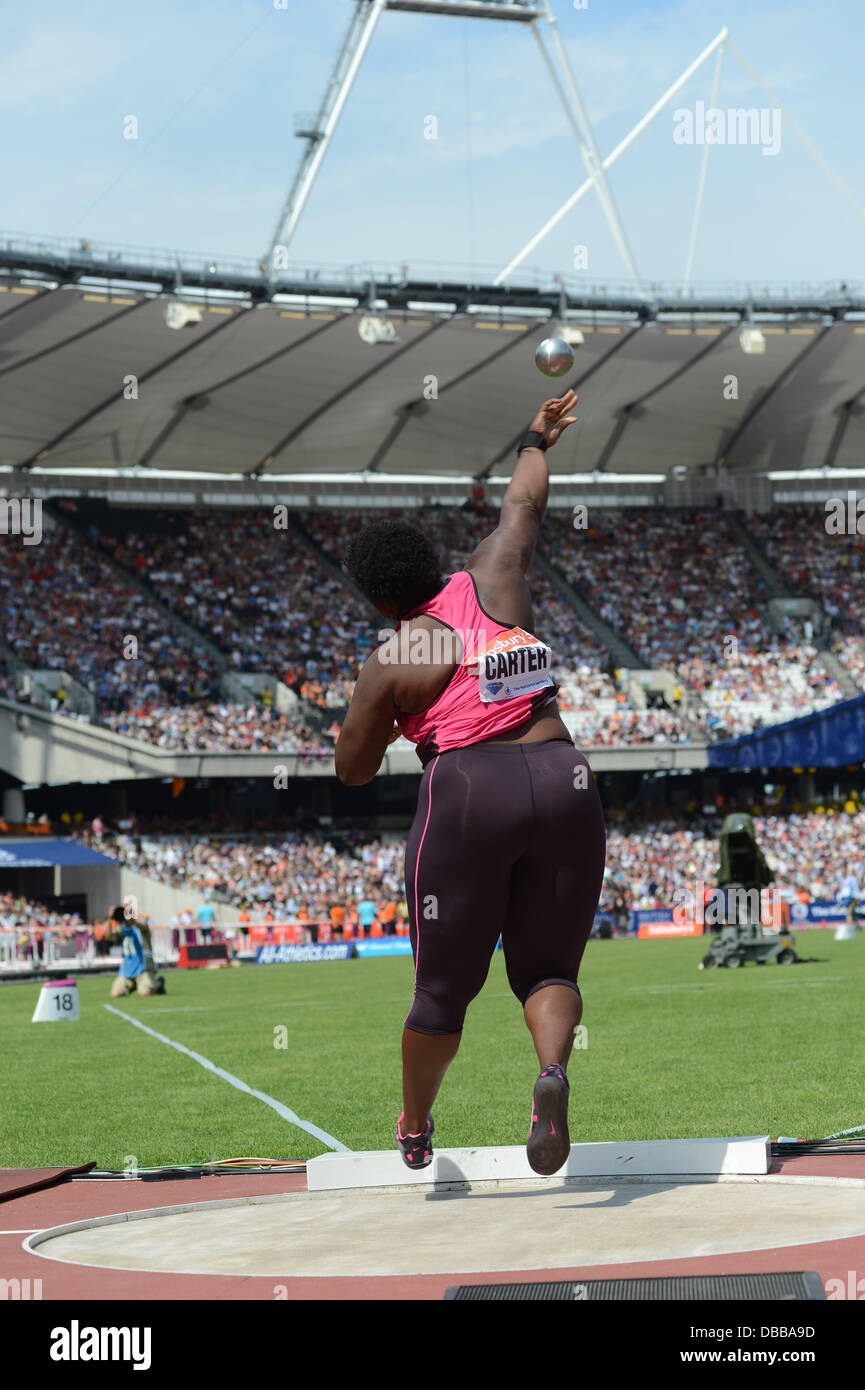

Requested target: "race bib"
[{"left": 466, "top": 626, "right": 555, "bottom": 704}]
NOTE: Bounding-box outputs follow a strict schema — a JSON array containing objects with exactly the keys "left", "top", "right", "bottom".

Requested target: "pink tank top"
[{"left": 393, "top": 571, "right": 558, "bottom": 766}]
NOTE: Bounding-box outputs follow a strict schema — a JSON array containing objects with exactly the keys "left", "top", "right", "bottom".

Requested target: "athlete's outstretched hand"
[{"left": 528, "top": 389, "right": 578, "bottom": 449}]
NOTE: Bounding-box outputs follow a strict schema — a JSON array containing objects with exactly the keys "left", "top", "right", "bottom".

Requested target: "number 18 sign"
[{"left": 32, "top": 978, "right": 80, "bottom": 1023}]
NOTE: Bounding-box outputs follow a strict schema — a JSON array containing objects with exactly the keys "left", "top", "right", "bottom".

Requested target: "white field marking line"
[
  {"left": 104, "top": 1004, "right": 350, "bottom": 1153},
  {"left": 0, "top": 1230, "right": 38, "bottom": 1234},
  {"left": 824, "top": 1123, "right": 865, "bottom": 1139}
]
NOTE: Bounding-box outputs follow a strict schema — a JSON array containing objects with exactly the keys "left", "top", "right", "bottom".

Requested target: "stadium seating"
[
  {"left": 543, "top": 509, "right": 842, "bottom": 733},
  {"left": 99, "top": 702, "right": 332, "bottom": 754},
  {"left": 746, "top": 504, "right": 865, "bottom": 693},
  {"left": 84, "top": 803, "right": 865, "bottom": 922},
  {"left": 301, "top": 505, "right": 696, "bottom": 744},
  {"left": 2, "top": 502, "right": 862, "bottom": 752},
  {"left": 0, "top": 525, "right": 218, "bottom": 710},
  {"left": 117, "top": 507, "right": 372, "bottom": 705}
]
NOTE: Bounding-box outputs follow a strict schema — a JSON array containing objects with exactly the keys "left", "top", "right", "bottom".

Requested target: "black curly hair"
[{"left": 344, "top": 519, "right": 444, "bottom": 618}]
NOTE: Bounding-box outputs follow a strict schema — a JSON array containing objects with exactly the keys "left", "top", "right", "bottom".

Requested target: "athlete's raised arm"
[{"left": 465, "top": 390, "right": 577, "bottom": 626}]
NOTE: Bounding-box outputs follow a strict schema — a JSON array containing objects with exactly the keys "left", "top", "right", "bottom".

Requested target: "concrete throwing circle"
[{"left": 28, "top": 1176, "right": 865, "bottom": 1279}]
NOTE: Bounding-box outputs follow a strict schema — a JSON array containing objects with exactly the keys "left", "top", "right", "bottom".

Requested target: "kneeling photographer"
[{"left": 106, "top": 903, "right": 166, "bottom": 998}]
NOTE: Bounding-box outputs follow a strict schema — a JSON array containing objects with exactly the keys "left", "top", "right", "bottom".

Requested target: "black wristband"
[{"left": 516, "top": 430, "right": 547, "bottom": 456}]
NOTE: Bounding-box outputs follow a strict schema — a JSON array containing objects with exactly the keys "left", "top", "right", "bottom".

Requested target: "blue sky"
[{"left": 3, "top": 0, "right": 863, "bottom": 286}]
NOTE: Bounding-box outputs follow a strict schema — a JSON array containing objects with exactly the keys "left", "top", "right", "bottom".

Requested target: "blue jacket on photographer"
[{"left": 106, "top": 905, "right": 165, "bottom": 997}]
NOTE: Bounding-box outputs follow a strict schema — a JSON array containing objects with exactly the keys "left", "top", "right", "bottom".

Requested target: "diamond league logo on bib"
[{"left": 466, "top": 626, "right": 555, "bottom": 704}]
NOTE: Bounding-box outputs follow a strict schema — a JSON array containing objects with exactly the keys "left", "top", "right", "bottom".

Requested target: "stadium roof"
[{"left": 1, "top": 245, "right": 865, "bottom": 481}]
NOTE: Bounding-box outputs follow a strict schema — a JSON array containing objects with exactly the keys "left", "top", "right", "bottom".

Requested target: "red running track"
[{"left": 2, "top": 1155, "right": 864, "bottom": 1301}]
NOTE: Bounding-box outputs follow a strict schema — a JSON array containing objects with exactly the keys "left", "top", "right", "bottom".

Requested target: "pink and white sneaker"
[{"left": 396, "top": 1112, "right": 435, "bottom": 1169}]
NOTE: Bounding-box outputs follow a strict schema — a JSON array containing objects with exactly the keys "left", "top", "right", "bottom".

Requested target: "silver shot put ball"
[{"left": 534, "top": 337, "right": 575, "bottom": 378}]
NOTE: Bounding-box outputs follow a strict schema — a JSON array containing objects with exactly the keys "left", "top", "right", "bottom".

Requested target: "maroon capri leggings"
[{"left": 403, "top": 738, "right": 606, "bottom": 1035}]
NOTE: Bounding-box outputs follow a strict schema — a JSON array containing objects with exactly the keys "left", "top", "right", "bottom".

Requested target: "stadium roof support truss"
[
  {"left": 249, "top": 316, "right": 447, "bottom": 477},
  {"left": 263, "top": 0, "right": 641, "bottom": 292},
  {"left": 496, "top": 27, "right": 865, "bottom": 290},
  {"left": 139, "top": 313, "right": 343, "bottom": 472},
  {"left": 362, "top": 317, "right": 538, "bottom": 474},
  {"left": 17, "top": 307, "right": 242, "bottom": 472},
  {"left": 589, "top": 322, "right": 739, "bottom": 476},
  {"left": 715, "top": 325, "right": 832, "bottom": 472},
  {"left": 821, "top": 377, "right": 865, "bottom": 472}
]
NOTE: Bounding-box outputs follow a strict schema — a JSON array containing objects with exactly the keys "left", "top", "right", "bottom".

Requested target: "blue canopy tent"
[
  {"left": 0, "top": 840, "right": 117, "bottom": 869},
  {"left": 0, "top": 840, "right": 119, "bottom": 927}
]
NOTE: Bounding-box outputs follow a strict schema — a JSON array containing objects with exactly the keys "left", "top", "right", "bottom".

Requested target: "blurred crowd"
[
  {"left": 302, "top": 505, "right": 688, "bottom": 744},
  {"left": 100, "top": 701, "right": 333, "bottom": 756},
  {"left": 746, "top": 504, "right": 865, "bottom": 692},
  {"left": 107, "top": 830, "right": 405, "bottom": 925},
  {"left": 110, "top": 508, "right": 372, "bottom": 702},
  {"left": 746, "top": 504, "right": 864, "bottom": 621},
  {"left": 2, "top": 502, "right": 862, "bottom": 754},
  {"left": 0, "top": 890, "right": 83, "bottom": 935},
  {"left": 301, "top": 503, "right": 611, "bottom": 677},
  {"left": 835, "top": 635, "right": 865, "bottom": 689},
  {"left": 0, "top": 524, "right": 216, "bottom": 710},
  {"left": 543, "top": 510, "right": 841, "bottom": 723},
  {"left": 603, "top": 805, "right": 865, "bottom": 910},
  {"left": 89, "top": 805, "right": 865, "bottom": 923},
  {"left": 575, "top": 706, "right": 693, "bottom": 745}
]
